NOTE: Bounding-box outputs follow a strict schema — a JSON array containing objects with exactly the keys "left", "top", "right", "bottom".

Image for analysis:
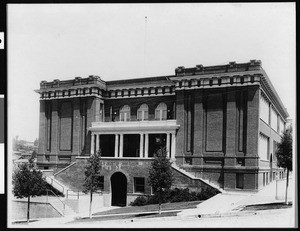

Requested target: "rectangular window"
[
  {"left": 260, "top": 94, "right": 270, "bottom": 124},
  {"left": 236, "top": 158, "right": 245, "bottom": 166},
  {"left": 134, "top": 177, "right": 145, "bottom": 193},
  {"left": 144, "top": 111, "right": 148, "bottom": 120},
  {"left": 98, "top": 176, "right": 104, "bottom": 191},
  {"left": 273, "top": 141, "right": 277, "bottom": 161},
  {"left": 137, "top": 111, "right": 142, "bottom": 121},
  {"left": 278, "top": 117, "right": 284, "bottom": 135},
  {"left": 270, "top": 106, "right": 278, "bottom": 131},
  {"left": 259, "top": 133, "right": 269, "bottom": 160}
]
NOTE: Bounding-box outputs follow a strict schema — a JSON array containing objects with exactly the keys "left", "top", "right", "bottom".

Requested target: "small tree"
[
  {"left": 29, "top": 150, "right": 37, "bottom": 169},
  {"left": 83, "top": 150, "right": 102, "bottom": 219},
  {"left": 34, "top": 138, "right": 39, "bottom": 147},
  {"left": 276, "top": 126, "right": 292, "bottom": 204},
  {"left": 148, "top": 147, "right": 173, "bottom": 214},
  {"left": 12, "top": 163, "right": 47, "bottom": 222}
]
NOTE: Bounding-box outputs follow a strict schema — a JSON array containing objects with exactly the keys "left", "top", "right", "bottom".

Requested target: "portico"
[{"left": 89, "top": 120, "right": 179, "bottom": 159}]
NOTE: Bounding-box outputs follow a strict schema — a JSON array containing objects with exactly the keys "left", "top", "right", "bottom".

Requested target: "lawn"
[
  {"left": 242, "top": 202, "right": 292, "bottom": 211},
  {"left": 93, "top": 200, "right": 203, "bottom": 216},
  {"left": 71, "top": 200, "right": 202, "bottom": 223}
]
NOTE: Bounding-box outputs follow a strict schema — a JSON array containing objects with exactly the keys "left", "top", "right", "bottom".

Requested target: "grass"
[
  {"left": 93, "top": 200, "right": 203, "bottom": 216},
  {"left": 70, "top": 200, "right": 202, "bottom": 223},
  {"left": 242, "top": 202, "right": 292, "bottom": 211}
]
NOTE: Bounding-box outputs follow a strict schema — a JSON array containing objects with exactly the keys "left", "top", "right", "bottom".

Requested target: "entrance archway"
[{"left": 111, "top": 172, "right": 127, "bottom": 206}]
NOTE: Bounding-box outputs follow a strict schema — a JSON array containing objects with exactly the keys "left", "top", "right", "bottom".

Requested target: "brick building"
[{"left": 35, "top": 60, "right": 289, "bottom": 206}]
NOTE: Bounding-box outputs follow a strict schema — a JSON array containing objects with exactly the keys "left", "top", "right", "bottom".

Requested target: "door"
[{"left": 111, "top": 172, "right": 127, "bottom": 206}]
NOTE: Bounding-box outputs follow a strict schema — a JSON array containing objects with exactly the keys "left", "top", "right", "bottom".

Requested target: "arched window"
[
  {"left": 120, "top": 105, "right": 130, "bottom": 121},
  {"left": 137, "top": 104, "right": 149, "bottom": 121},
  {"left": 155, "top": 102, "right": 167, "bottom": 120}
]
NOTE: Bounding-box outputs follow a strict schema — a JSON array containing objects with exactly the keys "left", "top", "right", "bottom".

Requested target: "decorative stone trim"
[{"left": 174, "top": 74, "right": 261, "bottom": 91}]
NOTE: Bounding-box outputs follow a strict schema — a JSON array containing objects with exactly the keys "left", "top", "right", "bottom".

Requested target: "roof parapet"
[{"left": 175, "top": 60, "right": 262, "bottom": 76}]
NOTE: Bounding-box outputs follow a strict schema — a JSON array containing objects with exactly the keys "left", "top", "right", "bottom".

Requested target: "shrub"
[
  {"left": 130, "top": 186, "right": 220, "bottom": 206},
  {"left": 130, "top": 196, "right": 148, "bottom": 206},
  {"left": 196, "top": 187, "right": 220, "bottom": 200}
]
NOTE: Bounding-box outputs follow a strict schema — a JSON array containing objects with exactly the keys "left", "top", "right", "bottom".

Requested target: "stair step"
[{"left": 171, "top": 163, "right": 225, "bottom": 193}]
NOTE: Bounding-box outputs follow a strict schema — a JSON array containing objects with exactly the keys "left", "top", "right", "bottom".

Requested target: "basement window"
[
  {"left": 134, "top": 177, "right": 145, "bottom": 193},
  {"left": 97, "top": 176, "right": 104, "bottom": 191}
]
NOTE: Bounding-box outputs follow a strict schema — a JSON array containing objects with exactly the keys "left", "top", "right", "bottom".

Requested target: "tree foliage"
[
  {"left": 83, "top": 150, "right": 103, "bottom": 193},
  {"left": 12, "top": 162, "right": 47, "bottom": 222},
  {"left": 12, "top": 163, "right": 47, "bottom": 199},
  {"left": 148, "top": 147, "right": 173, "bottom": 213},
  {"left": 83, "top": 150, "right": 102, "bottom": 218},
  {"left": 276, "top": 127, "right": 293, "bottom": 171}
]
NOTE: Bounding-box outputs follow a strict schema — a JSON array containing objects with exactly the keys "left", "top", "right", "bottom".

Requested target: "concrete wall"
[{"left": 12, "top": 201, "right": 62, "bottom": 221}]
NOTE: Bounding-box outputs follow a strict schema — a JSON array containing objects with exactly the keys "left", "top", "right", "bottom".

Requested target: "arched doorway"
[{"left": 111, "top": 172, "right": 127, "bottom": 206}]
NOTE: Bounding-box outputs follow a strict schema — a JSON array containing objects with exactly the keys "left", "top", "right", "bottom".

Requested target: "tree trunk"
[
  {"left": 89, "top": 190, "right": 93, "bottom": 219},
  {"left": 27, "top": 196, "right": 30, "bottom": 223},
  {"left": 285, "top": 170, "right": 289, "bottom": 204},
  {"left": 158, "top": 191, "right": 162, "bottom": 214}
]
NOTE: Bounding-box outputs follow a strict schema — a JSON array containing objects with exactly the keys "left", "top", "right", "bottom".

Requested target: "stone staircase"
[
  {"left": 48, "top": 197, "right": 77, "bottom": 216},
  {"left": 171, "top": 163, "right": 225, "bottom": 193},
  {"left": 43, "top": 169, "right": 84, "bottom": 216},
  {"left": 45, "top": 175, "right": 80, "bottom": 197}
]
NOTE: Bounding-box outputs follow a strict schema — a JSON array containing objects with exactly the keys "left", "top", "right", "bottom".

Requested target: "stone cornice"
[
  {"left": 175, "top": 60, "right": 262, "bottom": 76},
  {"left": 260, "top": 69, "right": 289, "bottom": 119},
  {"left": 35, "top": 60, "right": 288, "bottom": 118},
  {"left": 38, "top": 75, "right": 106, "bottom": 90},
  {"left": 173, "top": 73, "right": 262, "bottom": 91}
]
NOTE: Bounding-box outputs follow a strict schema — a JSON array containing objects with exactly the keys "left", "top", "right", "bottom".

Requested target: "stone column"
[
  {"left": 145, "top": 133, "right": 149, "bottom": 158},
  {"left": 140, "top": 133, "right": 144, "bottom": 158},
  {"left": 96, "top": 134, "right": 100, "bottom": 153},
  {"left": 114, "top": 134, "right": 119, "bottom": 157},
  {"left": 166, "top": 133, "right": 170, "bottom": 158},
  {"left": 171, "top": 132, "right": 176, "bottom": 159},
  {"left": 119, "top": 134, "right": 124, "bottom": 158},
  {"left": 91, "top": 133, "right": 95, "bottom": 155}
]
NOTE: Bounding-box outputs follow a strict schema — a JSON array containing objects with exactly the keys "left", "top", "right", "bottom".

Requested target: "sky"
[{"left": 7, "top": 3, "right": 296, "bottom": 142}]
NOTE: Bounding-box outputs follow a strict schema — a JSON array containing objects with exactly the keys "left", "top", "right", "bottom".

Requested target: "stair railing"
[
  {"left": 66, "top": 189, "right": 80, "bottom": 200},
  {"left": 54, "top": 162, "right": 77, "bottom": 176},
  {"left": 46, "top": 176, "right": 65, "bottom": 194},
  {"left": 46, "top": 189, "right": 66, "bottom": 216}
]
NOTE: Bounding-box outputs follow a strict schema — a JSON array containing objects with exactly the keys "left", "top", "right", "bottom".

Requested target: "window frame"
[
  {"left": 155, "top": 102, "right": 167, "bottom": 120},
  {"left": 137, "top": 104, "right": 149, "bottom": 121},
  {"left": 133, "top": 177, "right": 145, "bottom": 193},
  {"left": 120, "top": 105, "right": 131, "bottom": 122}
]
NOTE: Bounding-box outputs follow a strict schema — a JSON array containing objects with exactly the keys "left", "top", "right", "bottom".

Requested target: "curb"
[{"left": 179, "top": 207, "right": 293, "bottom": 219}]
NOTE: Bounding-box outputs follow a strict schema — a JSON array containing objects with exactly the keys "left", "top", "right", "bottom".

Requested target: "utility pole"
[{"left": 143, "top": 16, "right": 148, "bottom": 77}]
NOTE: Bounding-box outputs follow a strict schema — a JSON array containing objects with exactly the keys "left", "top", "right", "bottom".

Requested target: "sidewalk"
[{"left": 178, "top": 176, "right": 294, "bottom": 218}]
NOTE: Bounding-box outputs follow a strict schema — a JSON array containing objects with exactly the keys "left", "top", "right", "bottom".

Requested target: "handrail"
[
  {"left": 66, "top": 189, "right": 80, "bottom": 200},
  {"left": 54, "top": 162, "right": 77, "bottom": 176},
  {"left": 46, "top": 176, "right": 65, "bottom": 193},
  {"left": 46, "top": 189, "right": 66, "bottom": 216}
]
